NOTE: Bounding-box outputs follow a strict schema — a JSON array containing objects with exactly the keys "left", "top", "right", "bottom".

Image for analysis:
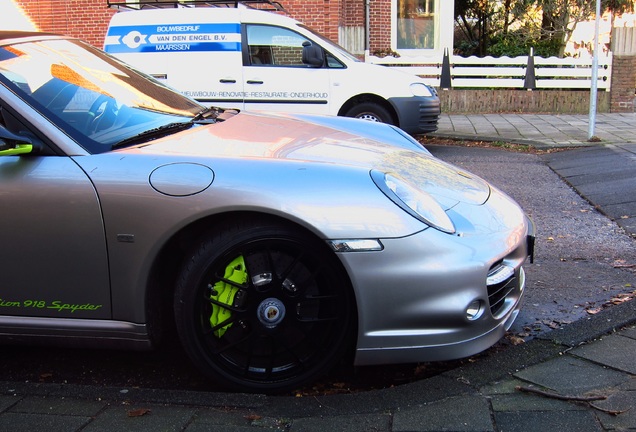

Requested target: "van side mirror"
[
  {"left": 0, "top": 124, "right": 33, "bottom": 156},
  {"left": 302, "top": 41, "right": 324, "bottom": 68}
]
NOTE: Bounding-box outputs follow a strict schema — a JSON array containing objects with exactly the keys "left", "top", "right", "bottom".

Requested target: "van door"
[
  {"left": 172, "top": 22, "right": 245, "bottom": 111},
  {"left": 243, "top": 24, "right": 331, "bottom": 115}
]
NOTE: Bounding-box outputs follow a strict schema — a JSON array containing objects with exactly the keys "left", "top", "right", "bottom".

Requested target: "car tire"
[
  {"left": 174, "top": 218, "right": 354, "bottom": 393},
  {"left": 344, "top": 102, "right": 394, "bottom": 125}
]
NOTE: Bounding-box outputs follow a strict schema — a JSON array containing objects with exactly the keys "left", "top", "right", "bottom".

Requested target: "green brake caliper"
[{"left": 209, "top": 255, "right": 247, "bottom": 338}]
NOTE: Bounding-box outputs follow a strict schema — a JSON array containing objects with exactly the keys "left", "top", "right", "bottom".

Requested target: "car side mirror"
[
  {"left": 0, "top": 124, "right": 33, "bottom": 156},
  {"left": 302, "top": 41, "right": 324, "bottom": 68}
]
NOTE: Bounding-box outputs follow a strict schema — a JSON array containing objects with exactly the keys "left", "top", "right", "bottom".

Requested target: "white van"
[{"left": 104, "top": 0, "right": 440, "bottom": 134}]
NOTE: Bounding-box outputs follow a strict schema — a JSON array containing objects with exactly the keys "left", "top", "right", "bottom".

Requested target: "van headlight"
[
  {"left": 371, "top": 170, "right": 456, "bottom": 234},
  {"left": 410, "top": 82, "right": 433, "bottom": 97}
]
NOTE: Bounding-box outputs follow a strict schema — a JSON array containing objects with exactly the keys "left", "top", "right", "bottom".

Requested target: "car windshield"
[{"left": 0, "top": 36, "right": 205, "bottom": 154}]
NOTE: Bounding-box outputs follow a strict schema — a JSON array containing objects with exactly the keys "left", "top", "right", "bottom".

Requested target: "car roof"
[{"left": 0, "top": 31, "right": 65, "bottom": 44}]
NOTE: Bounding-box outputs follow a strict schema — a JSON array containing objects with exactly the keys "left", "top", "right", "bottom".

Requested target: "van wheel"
[
  {"left": 345, "top": 102, "right": 394, "bottom": 125},
  {"left": 173, "top": 219, "right": 354, "bottom": 394}
]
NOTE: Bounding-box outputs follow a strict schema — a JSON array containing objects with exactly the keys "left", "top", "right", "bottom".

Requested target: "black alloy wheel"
[{"left": 174, "top": 218, "right": 354, "bottom": 393}]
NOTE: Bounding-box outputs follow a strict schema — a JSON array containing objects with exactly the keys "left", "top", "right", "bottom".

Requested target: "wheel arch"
[
  {"left": 144, "top": 211, "right": 359, "bottom": 347},
  {"left": 338, "top": 93, "right": 398, "bottom": 125}
]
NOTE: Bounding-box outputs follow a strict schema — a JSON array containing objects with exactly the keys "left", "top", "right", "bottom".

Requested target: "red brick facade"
[
  {"left": 283, "top": 1, "right": 341, "bottom": 43},
  {"left": 367, "top": 0, "right": 390, "bottom": 52},
  {"left": 16, "top": 0, "right": 116, "bottom": 48},
  {"left": 609, "top": 55, "right": 636, "bottom": 112}
]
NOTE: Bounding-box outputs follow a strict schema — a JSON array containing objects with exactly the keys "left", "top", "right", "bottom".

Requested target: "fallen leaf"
[
  {"left": 508, "top": 336, "right": 525, "bottom": 345},
  {"left": 127, "top": 408, "right": 151, "bottom": 417},
  {"left": 542, "top": 320, "right": 561, "bottom": 329},
  {"left": 245, "top": 414, "right": 262, "bottom": 421},
  {"left": 414, "top": 364, "right": 428, "bottom": 375}
]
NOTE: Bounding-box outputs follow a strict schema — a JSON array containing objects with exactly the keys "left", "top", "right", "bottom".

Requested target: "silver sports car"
[{"left": 0, "top": 31, "right": 534, "bottom": 393}]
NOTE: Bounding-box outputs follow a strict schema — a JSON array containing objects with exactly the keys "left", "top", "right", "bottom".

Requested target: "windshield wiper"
[
  {"left": 112, "top": 121, "right": 194, "bottom": 148},
  {"left": 193, "top": 106, "right": 220, "bottom": 123}
]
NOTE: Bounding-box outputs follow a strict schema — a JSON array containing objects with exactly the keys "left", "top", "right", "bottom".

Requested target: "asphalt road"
[
  {"left": 1, "top": 145, "right": 634, "bottom": 395},
  {"left": 428, "top": 145, "right": 636, "bottom": 336}
]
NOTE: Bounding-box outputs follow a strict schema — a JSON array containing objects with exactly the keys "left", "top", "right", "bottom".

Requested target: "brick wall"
[
  {"left": 340, "top": 0, "right": 364, "bottom": 27},
  {"left": 282, "top": 0, "right": 341, "bottom": 42},
  {"left": 609, "top": 27, "right": 636, "bottom": 113},
  {"left": 15, "top": 0, "right": 351, "bottom": 49},
  {"left": 368, "top": 0, "right": 390, "bottom": 52},
  {"left": 610, "top": 55, "right": 636, "bottom": 112},
  {"left": 16, "top": 0, "right": 116, "bottom": 48},
  {"left": 438, "top": 89, "right": 611, "bottom": 114}
]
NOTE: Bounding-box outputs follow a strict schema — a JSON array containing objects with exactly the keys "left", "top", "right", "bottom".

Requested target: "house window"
[{"left": 396, "top": 0, "right": 436, "bottom": 50}]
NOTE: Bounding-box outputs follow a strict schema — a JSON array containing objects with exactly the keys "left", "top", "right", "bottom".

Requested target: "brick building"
[{"left": 11, "top": 0, "right": 454, "bottom": 56}]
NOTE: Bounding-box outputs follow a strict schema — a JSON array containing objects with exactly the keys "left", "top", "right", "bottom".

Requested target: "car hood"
[{"left": 136, "top": 111, "right": 490, "bottom": 206}]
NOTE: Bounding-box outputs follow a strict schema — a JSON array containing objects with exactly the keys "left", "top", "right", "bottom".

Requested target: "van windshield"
[
  {"left": 0, "top": 37, "right": 205, "bottom": 154},
  {"left": 297, "top": 24, "right": 361, "bottom": 63}
]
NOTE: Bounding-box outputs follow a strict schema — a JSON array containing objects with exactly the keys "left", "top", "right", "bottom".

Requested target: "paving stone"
[
  {"left": 480, "top": 378, "right": 528, "bottom": 396},
  {"left": 594, "top": 390, "right": 636, "bottom": 430},
  {"left": 571, "top": 333, "right": 636, "bottom": 374},
  {"left": 490, "top": 393, "right": 584, "bottom": 412},
  {"left": 513, "top": 356, "right": 629, "bottom": 395},
  {"left": 186, "top": 426, "right": 264, "bottom": 432},
  {"left": 81, "top": 403, "right": 196, "bottom": 432},
  {"left": 9, "top": 395, "right": 106, "bottom": 416},
  {"left": 617, "top": 377, "right": 636, "bottom": 391},
  {"left": 392, "top": 396, "right": 493, "bottom": 432},
  {"left": 0, "top": 412, "right": 90, "bottom": 432},
  {"left": 494, "top": 410, "right": 603, "bottom": 431},
  {"left": 0, "top": 395, "right": 18, "bottom": 413},
  {"left": 187, "top": 407, "right": 260, "bottom": 427},
  {"left": 289, "top": 413, "right": 391, "bottom": 432}
]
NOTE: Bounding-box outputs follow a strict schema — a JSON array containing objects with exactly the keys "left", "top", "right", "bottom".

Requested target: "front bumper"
[
  {"left": 335, "top": 196, "right": 533, "bottom": 366},
  {"left": 389, "top": 95, "right": 441, "bottom": 135}
]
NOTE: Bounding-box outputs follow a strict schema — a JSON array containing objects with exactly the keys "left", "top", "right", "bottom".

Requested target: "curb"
[
  {"left": 3, "top": 298, "right": 635, "bottom": 415},
  {"left": 428, "top": 132, "right": 600, "bottom": 150}
]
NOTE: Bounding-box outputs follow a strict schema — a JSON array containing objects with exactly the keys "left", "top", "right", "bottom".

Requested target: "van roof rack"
[{"left": 106, "top": 0, "right": 286, "bottom": 12}]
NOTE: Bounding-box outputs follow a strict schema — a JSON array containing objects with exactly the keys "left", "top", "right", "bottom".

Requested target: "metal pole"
[{"left": 588, "top": 0, "right": 601, "bottom": 140}]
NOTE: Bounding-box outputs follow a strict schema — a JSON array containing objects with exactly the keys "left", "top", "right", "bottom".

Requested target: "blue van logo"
[{"left": 104, "top": 23, "right": 241, "bottom": 53}]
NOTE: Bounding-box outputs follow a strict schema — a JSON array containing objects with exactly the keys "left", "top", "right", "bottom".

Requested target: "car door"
[
  {"left": 0, "top": 111, "right": 111, "bottom": 320},
  {"left": 243, "top": 24, "right": 331, "bottom": 115}
]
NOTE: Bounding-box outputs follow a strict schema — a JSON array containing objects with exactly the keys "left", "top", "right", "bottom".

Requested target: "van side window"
[{"left": 246, "top": 25, "right": 310, "bottom": 67}]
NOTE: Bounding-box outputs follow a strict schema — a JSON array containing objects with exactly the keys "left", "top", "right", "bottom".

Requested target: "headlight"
[
  {"left": 371, "top": 170, "right": 456, "bottom": 234},
  {"left": 410, "top": 82, "right": 433, "bottom": 97}
]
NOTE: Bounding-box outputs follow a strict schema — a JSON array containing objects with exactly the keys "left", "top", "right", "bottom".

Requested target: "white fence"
[{"left": 365, "top": 51, "right": 613, "bottom": 90}]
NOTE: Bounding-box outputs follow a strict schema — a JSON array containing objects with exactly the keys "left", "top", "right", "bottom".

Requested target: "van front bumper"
[{"left": 389, "top": 95, "right": 441, "bottom": 135}]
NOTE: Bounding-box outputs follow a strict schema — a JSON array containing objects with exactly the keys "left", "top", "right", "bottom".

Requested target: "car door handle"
[
  {"left": 246, "top": 80, "right": 264, "bottom": 85},
  {"left": 219, "top": 79, "right": 237, "bottom": 84}
]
